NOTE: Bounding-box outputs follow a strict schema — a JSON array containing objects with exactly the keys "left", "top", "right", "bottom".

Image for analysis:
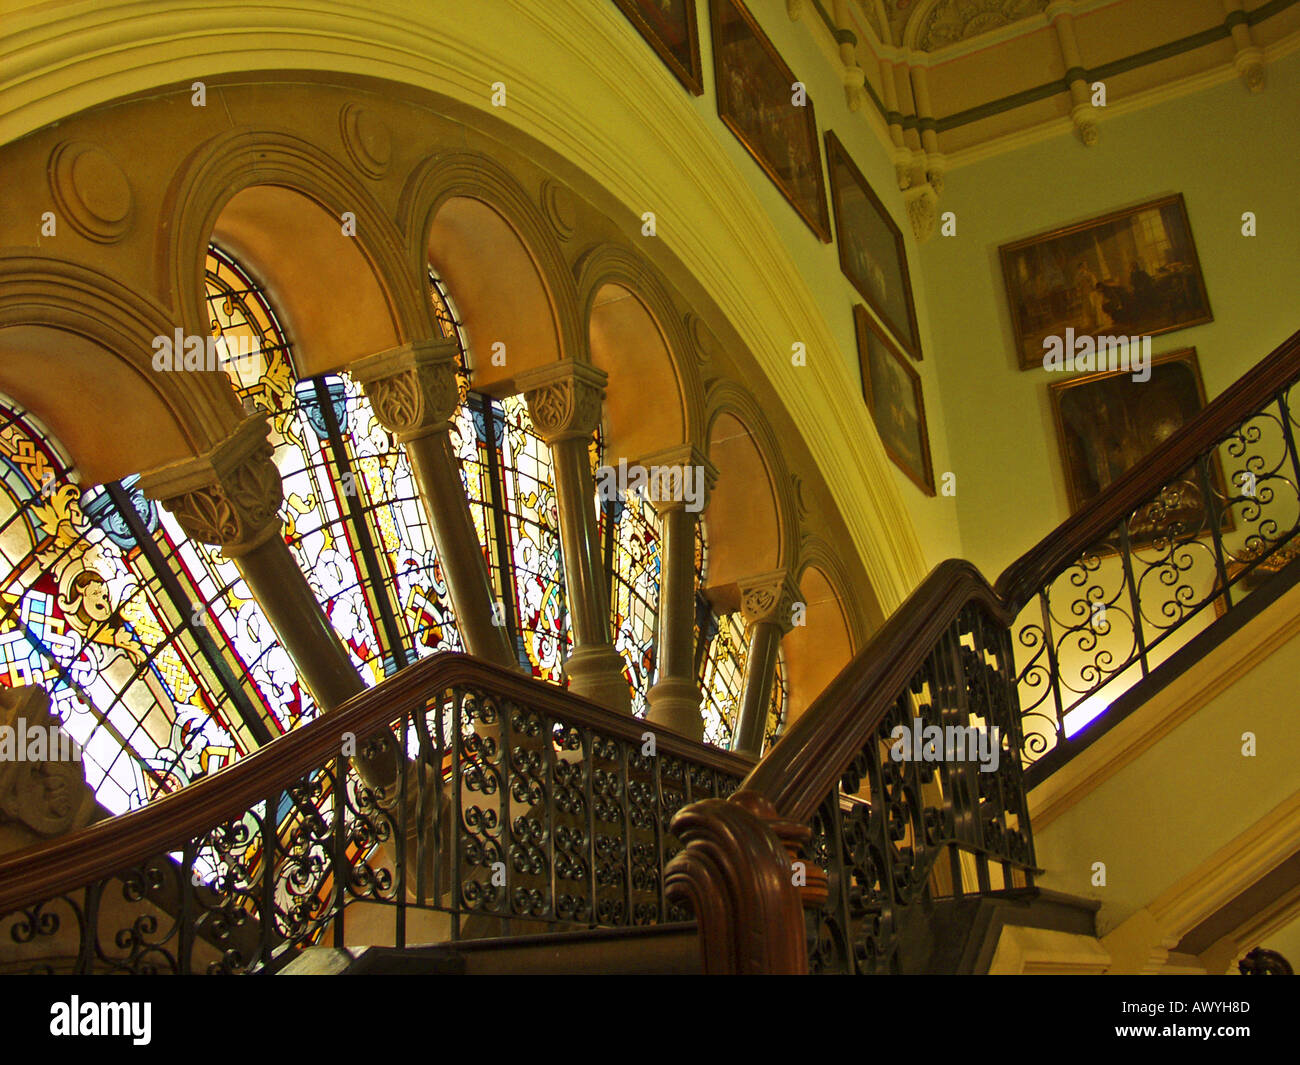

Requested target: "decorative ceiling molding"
[{"left": 910, "top": 0, "right": 1050, "bottom": 52}]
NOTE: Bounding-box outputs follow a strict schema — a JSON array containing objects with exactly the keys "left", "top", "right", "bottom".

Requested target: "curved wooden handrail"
[
  {"left": 744, "top": 327, "right": 1300, "bottom": 827},
  {"left": 0, "top": 652, "right": 752, "bottom": 916},
  {"left": 743, "top": 559, "right": 1011, "bottom": 824}
]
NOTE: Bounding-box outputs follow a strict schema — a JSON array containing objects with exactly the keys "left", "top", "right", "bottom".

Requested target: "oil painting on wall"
[
  {"left": 613, "top": 0, "right": 703, "bottom": 94},
  {"left": 855, "top": 305, "right": 934, "bottom": 495},
  {"left": 1048, "top": 347, "right": 1229, "bottom": 545},
  {"left": 711, "top": 0, "right": 830, "bottom": 241},
  {"left": 828, "top": 132, "right": 921, "bottom": 359},
  {"left": 1001, "top": 194, "right": 1212, "bottom": 370}
]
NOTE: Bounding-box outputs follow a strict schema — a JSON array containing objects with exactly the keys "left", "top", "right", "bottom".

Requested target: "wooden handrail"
[
  {"left": 743, "top": 327, "right": 1300, "bottom": 828},
  {"left": 0, "top": 652, "right": 752, "bottom": 916}
]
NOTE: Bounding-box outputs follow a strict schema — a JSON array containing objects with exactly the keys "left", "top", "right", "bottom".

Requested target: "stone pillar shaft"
[
  {"left": 643, "top": 445, "right": 716, "bottom": 741},
  {"left": 518, "top": 360, "right": 630, "bottom": 713},
  {"left": 731, "top": 570, "right": 799, "bottom": 757},
  {"left": 139, "top": 416, "right": 366, "bottom": 714},
  {"left": 733, "top": 620, "right": 782, "bottom": 756},
  {"left": 351, "top": 338, "right": 515, "bottom": 670}
]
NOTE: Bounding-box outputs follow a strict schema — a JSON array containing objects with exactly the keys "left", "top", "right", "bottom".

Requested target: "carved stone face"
[{"left": 5, "top": 760, "right": 86, "bottom": 837}]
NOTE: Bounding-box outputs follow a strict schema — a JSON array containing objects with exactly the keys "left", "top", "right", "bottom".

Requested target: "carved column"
[
  {"left": 138, "top": 416, "right": 366, "bottom": 712},
  {"left": 643, "top": 445, "right": 717, "bottom": 741},
  {"left": 517, "top": 360, "right": 631, "bottom": 713},
  {"left": 350, "top": 338, "right": 515, "bottom": 669},
  {"left": 732, "top": 570, "right": 799, "bottom": 756},
  {"left": 0, "top": 685, "right": 96, "bottom": 855},
  {"left": 1047, "top": 1, "right": 1100, "bottom": 146},
  {"left": 1222, "top": 0, "right": 1266, "bottom": 92}
]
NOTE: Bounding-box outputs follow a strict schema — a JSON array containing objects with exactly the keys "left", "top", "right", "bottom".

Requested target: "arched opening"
[{"left": 427, "top": 197, "right": 561, "bottom": 391}]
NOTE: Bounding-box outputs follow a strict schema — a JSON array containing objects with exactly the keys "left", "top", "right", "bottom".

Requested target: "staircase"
[{"left": 2, "top": 328, "right": 1298, "bottom": 975}]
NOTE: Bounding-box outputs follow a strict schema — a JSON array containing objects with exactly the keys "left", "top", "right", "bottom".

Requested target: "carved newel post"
[
  {"left": 732, "top": 570, "right": 799, "bottom": 756},
  {"left": 517, "top": 360, "right": 631, "bottom": 712},
  {"left": 351, "top": 338, "right": 516, "bottom": 668},
  {"left": 644, "top": 445, "right": 716, "bottom": 741}
]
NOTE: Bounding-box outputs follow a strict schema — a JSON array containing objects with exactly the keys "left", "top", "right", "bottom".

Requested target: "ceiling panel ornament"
[{"left": 915, "top": 0, "right": 1049, "bottom": 52}]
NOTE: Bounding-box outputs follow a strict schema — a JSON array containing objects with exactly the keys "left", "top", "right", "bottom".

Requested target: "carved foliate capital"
[
  {"left": 138, "top": 416, "right": 283, "bottom": 556},
  {"left": 737, "top": 570, "right": 800, "bottom": 632},
  {"left": 632, "top": 444, "right": 718, "bottom": 511},
  {"left": 350, "top": 338, "right": 462, "bottom": 442},
  {"left": 1070, "top": 102, "right": 1099, "bottom": 146},
  {"left": 0, "top": 685, "right": 95, "bottom": 840},
  {"left": 516, "top": 360, "right": 607, "bottom": 444},
  {"left": 1234, "top": 47, "right": 1266, "bottom": 93}
]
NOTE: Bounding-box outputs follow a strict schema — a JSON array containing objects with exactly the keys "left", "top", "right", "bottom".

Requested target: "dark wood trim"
[
  {"left": 665, "top": 791, "right": 808, "bottom": 973},
  {"left": 744, "top": 559, "right": 1012, "bottom": 824},
  {"left": 741, "top": 327, "right": 1300, "bottom": 823},
  {"left": 0, "top": 652, "right": 752, "bottom": 916}
]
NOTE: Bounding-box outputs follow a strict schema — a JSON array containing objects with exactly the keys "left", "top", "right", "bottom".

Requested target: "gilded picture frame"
[
  {"left": 710, "top": 0, "right": 831, "bottom": 242},
  {"left": 612, "top": 0, "right": 704, "bottom": 95},
  {"left": 1000, "top": 193, "right": 1213, "bottom": 371},
  {"left": 855, "top": 304, "right": 934, "bottom": 495},
  {"left": 827, "top": 131, "right": 921, "bottom": 360}
]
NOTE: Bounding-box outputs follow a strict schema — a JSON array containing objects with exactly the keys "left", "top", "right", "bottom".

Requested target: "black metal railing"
[
  {"left": 1007, "top": 372, "right": 1300, "bottom": 779},
  {"left": 801, "top": 602, "right": 1035, "bottom": 974},
  {"left": 0, "top": 655, "right": 748, "bottom": 974}
]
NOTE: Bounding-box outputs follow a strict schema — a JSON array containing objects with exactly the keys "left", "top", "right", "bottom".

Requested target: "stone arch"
[
  {"left": 0, "top": 255, "right": 240, "bottom": 484},
  {"left": 576, "top": 243, "right": 705, "bottom": 462},
  {"left": 161, "top": 128, "right": 428, "bottom": 375},
  {"left": 400, "top": 152, "right": 582, "bottom": 392},
  {"left": 701, "top": 381, "right": 798, "bottom": 597},
  {"left": 784, "top": 535, "right": 866, "bottom": 725}
]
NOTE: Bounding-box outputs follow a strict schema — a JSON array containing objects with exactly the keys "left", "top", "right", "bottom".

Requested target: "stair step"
[
  {"left": 905, "top": 888, "right": 1100, "bottom": 974},
  {"left": 280, "top": 922, "right": 702, "bottom": 975}
]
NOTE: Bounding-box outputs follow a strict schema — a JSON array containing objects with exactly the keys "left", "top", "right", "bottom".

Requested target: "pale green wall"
[
  {"left": 694, "top": 1, "right": 964, "bottom": 566},
  {"left": 1033, "top": 614, "right": 1300, "bottom": 937},
  {"left": 918, "top": 50, "right": 1300, "bottom": 580}
]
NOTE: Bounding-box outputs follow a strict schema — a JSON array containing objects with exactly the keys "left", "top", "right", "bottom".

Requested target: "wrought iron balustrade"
[
  {"left": 1000, "top": 336, "right": 1300, "bottom": 779},
  {"left": 803, "top": 602, "right": 1035, "bottom": 974},
  {"left": 0, "top": 654, "right": 748, "bottom": 974},
  {"left": 667, "top": 329, "right": 1300, "bottom": 975}
]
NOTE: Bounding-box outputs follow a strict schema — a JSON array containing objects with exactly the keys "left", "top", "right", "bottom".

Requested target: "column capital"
[
  {"left": 632, "top": 443, "right": 718, "bottom": 512},
  {"left": 138, "top": 415, "right": 282, "bottom": 556},
  {"left": 516, "top": 359, "right": 607, "bottom": 444},
  {"left": 737, "top": 569, "right": 800, "bottom": 633},
  {"left": 350, "top": 337, "right": 463, "bottom": 442}
]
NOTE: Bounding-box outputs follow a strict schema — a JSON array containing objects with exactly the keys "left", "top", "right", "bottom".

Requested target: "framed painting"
[
  {"left": 827, "top": 131, "right": 921, "bottom": 360},
  {"left": 855, "top": 304, "right": 934, "bottom": 495},
  {"left": 710, "top": 0, "right": 831, "bottom": 242},
  {"left": 1000, "top": 193, "right": 1213, "bottom": 371},
  {"left": 613, "top": 0, "right": 703, "bottom": 95},
  {"left": 1048, "top": 347, "right": 1231, "bottom": 546}
]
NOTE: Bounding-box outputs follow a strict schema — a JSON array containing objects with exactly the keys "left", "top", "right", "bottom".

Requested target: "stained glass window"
[
  {"left": 206, "top": 246, "right": 462, "bottom": 684},
  {"left": 600, "top": 489, "right": 661, "bottom": 718},
  {"left": 451, "top": 393, "right": 570, "bottom": 681},
  {"left": 0, "top": 402, "right": 277, "bottom": 814},
  {"left": 692, "top": 522, "right": 784, "bottom": 751}
]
